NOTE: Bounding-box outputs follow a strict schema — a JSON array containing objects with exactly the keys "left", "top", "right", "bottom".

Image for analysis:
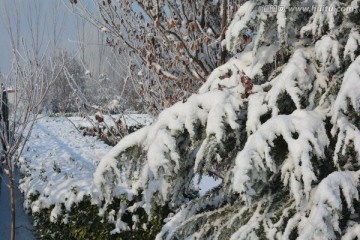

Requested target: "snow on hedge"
[
  {"left": 69, "top": 114, "right": 152, "bottom": 129},
  {"left": 18, "top": 117, "right": 113, "bottom": 221}
]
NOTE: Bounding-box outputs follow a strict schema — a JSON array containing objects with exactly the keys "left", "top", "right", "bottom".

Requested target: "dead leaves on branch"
[{"left": 93, "top": 0, "right": 239, "bottom": 114}]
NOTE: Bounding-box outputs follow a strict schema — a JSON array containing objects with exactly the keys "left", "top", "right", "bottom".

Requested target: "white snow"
[
  {"left": 298, "top": 171, "right": 360, "bottom": 239},
  {"left": 8, "top": 1, "right": 360, "bottom": 238},
  {"left": 344, "top": 29, "right": 360, "bottom": 61},
  {"left": 332, "top": 55, "right": 360, "bottom": 123},
  {"left": 225, "top": 1, "right": 257, "bottom": 53},
  {"left": 266, "top": 49, "right": 313, "bottom": 114},
  {"left": 18, "top": 113, "right": 153, "bottom": 222},
  {"left": 331, "top": 56, "right": 360, "bottom": 167},
  {"left": 315, "top": 35, "right": 341, "bottom": 68},
  {"left": 199, "top": 43, "right": 278, "bottom": 94},
  {"left": 18, "top": 116, "right": 113, "bottom": 219},
  {"left": 300, "top": 0, "right": 340, "bottom": 37},
  {"left": 94, "top": 87, "right": 244, "bottom": 217},
  {"left": 233, "top": 110, "right": 329, "bottom": 205},
  {"left": 276, "top": 0, "right": 290, "bottom": 44},
  {"left": 343, "top": 222, "right": 360, "bottom": 240}
]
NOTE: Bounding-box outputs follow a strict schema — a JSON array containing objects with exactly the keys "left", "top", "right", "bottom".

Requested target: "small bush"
[{"left": 31, "top": 195, "right": 170, "bottom": 240}]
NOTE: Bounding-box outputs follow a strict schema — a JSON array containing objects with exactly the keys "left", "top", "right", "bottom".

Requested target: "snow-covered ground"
[
  {"left": 18, "top": 116, "right": 114, "bottom": 215},
  {"left": 0, "top": 114, "right": 220, "bottom": 237},
  {"left": 16, "top": 114, "right": 152, "bottom": 221}
]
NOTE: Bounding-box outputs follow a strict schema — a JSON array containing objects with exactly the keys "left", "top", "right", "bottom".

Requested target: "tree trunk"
[{"left": 8, "top": 167, "right": 15, "bottom": 240}]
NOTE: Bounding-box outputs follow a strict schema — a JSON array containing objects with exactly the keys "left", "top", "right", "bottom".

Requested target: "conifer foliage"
[{"left": 88, "top": 0, "right": 360, "bottom": 238}]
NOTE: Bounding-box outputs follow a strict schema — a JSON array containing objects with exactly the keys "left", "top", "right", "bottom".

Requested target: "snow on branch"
[
  {"left": 300, "top": 0, "right": 341, "bottom": 37},
  {"left": 332, "top": 55, "right": 360, "bottom": 124},
  {"left": 298, "top": 171, "right": 360, "bottom": 239},
  {"left": 94, "top": 86, "right": 244, "bottom": 213},
  {"left": 315, "top": 35, "right": 341, "bottom": 69},
  {"left": 225, "top": 1, "right": 257, "bottom": 53},
  {"left": 199, "top": 43, "right": 278, "bottom": 94},
  {"left": 266, "top": 49, "right": 313, "bottom": 115},
  {"left": 343, "top": 222, "right": 360, "bottom": 240},
  {"left": 233, "top": 110, "right": 329, "bottom": 205},
  {"left": 156, "top": 186, "right": 227, "bottom": 240},
  {"left": 330, "top": 56, "right": 360, "bottom": 167},
  {"left": 344, "top": 28, "right": 360, "bottom": 62}
]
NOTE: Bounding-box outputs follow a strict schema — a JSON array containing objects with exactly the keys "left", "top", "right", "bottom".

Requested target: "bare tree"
[
  {"left": 69, "top": 20, "right": 140, "bottom": 112},
  {"left": 65, "top": 0, "right": 244, "bottom": 114},
  {"left": 48, "top": 1, "right": 68, "bottom": 50},
  {"left": 0, "top": 1, "right": 68, "bottom": 239},
  {"left": 45, "top": 51, "right": 84, "bottom": 113},
  {"left": 0, "top": 43, "right": 65, "bottom": 240}
]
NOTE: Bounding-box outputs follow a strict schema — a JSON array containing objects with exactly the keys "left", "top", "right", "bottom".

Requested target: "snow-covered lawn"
[
  {"left": 13, "top": 113, "right": 221, "bottom": 237},
  {"left": 18, "top": 114, "right": 151, "bottom": 219},
  {"left": 18, "top": 116, "right": 113, "bottom": 217}
]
